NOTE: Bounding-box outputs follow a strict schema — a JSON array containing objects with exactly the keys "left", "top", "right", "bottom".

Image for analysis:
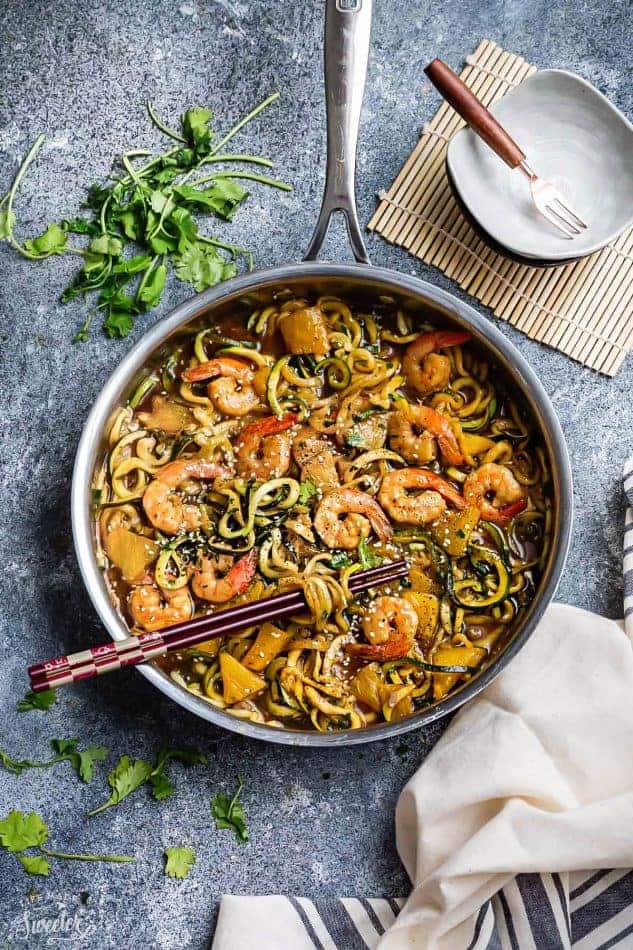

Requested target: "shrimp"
[
  {"left": 389, "top": 403, "right": 464, "bottom": 465},
  {"left": 403, "top": 330, "right": 471, "bottom": 395},
  {"left": 347, "top": 595, "right": 418, "bottom": 660},
  {"left": 129, "top": 583, "right": 193, "bottom": 631},
  {"left": 463, "top": 463, "right": 526, "bottom": 523},
  {"left": 142, "top": 458, "right": 229, "bottom": 534},
  {"left": 182, "top": 357, "right": 259, "bottom": 417},
  {"left": 293, "top": 427, "right": 340, "bottom": 489},
  {"left": 191, "top": 549, "right": 257, "bottom": 603},
  {"left": 314, "top": 487, "right": 393, "bottom": 550},
  {"left": 378, "top": 468, "right": 466, "bottom": 525},
  {"left": 235, "top": 413, "right": 298, "bottom": 480}
]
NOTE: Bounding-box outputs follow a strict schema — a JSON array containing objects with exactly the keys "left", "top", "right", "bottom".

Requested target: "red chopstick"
[{"left": 28, "top": 559, "right": 407, "bottom": 693}]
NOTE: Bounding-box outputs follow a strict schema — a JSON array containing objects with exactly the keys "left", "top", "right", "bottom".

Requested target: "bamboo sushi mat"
[{"left": 368, "top": 39, "right": 633, "bottom": 376}]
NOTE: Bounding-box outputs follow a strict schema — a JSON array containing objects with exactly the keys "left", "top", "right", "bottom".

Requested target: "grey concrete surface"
[{"left": 0, "top": 0, "right": 632, "bottom": 946}]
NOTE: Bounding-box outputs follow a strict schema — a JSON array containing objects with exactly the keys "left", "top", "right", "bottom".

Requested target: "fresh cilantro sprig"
[
  {"left": 17, "top": 688, "right": 57, "bottom": 712},
  {"left": 0, "top": 738, "right": 107, "bottom": 782},
  {"left": 0, "top": 810, "right": 134, "bottom": 877},
  {"left": 0, "top": 93, "right": 290, "bottom": 340},
  {"left": 88, "top": 745, "right": 206, "bottom": 816},
  {"left": 164, "top": 846, "right": 196, "bottom": 879},
  {"left": 211, "top": 777, "right": 249, "bottom": 843}
]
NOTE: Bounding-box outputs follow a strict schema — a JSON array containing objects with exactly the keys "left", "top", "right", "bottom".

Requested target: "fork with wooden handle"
[{"left": 425, "top": 58, "right": 588, "bottom": 239}]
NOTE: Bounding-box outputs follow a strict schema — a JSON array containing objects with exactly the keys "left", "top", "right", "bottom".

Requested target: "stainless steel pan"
[{"left": 72, "top": 0, "right": 573, "bottom": 746}]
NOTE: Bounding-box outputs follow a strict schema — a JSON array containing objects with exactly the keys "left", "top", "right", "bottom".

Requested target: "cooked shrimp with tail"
[
  {"left": 403, "top": 330, "right": 470, "bottom": 395},
  {"left": 463, "top": 463, "right": 526, "bottom": 523},
  {"left": 347, "top": 595, "right": 418, "bottom": 660},
  {"left": 129, "top": 582, "right": 193, "bottom": 631},
  {"left": 314, "top": 487, "right": 393, "bottom": 549},
  {"left": 192, "top": 549, "right": 257, "bottom": 603},
  {"left": 183, "top": 357, "right": 259, "bottom": 417},
  {"left": 389, "top": 402, "right": 464, "bottom": 465},
  {"left": 142, "top": 459, "right": 229, "bottom": 534},
  {"left": 378, "top": 468, "right": 466, "bottom": 525},
  {"left": 236, "top": 413, "right": 298, "bottom": 480}
]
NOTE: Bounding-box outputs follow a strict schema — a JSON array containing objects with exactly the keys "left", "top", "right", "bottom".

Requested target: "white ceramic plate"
[{"left": 447, "top": 69, "right": 633, "bottom": 261}]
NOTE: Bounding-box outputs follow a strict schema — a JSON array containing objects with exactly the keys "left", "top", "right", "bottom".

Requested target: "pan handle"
[{"left": 303, "top": 0, "right": 372, "bottom": 264}]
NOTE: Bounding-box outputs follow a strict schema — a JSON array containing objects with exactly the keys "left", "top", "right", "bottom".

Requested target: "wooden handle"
[{"left": 424, "top": 59, "right": 525, "bottom": 169}]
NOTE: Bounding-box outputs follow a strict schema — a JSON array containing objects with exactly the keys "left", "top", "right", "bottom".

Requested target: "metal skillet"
[{"left": 71, "top": 0, "right": 573, "bottom": 746}]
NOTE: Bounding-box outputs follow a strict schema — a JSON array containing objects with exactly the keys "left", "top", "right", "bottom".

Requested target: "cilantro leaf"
[
  {"left": 330, "top": 551, "right": 353, "bottom": 569},
  {"left": 150, "top": 771, "right": 174, "bottom": 801},
  {"left": 17, "top": 688, "right": 57, "bottom": 712},
  {"left": 18, "top": 855, "right": 50, "bottom": 876},
  {"left": 50, "top": 740, "right": 109, "bottom": 784},
  {"left": 357, "top": 537, "right": 383, "bottom": 570},
  {"left": 113, "top": 254, "right": 154, "bottom": 275},
  {"left": 87, "top": 756, "right": 153, "bottom": 816},
  {"left": 211, "top": 777, "right": 248, "bottom": 843},
  {"left": 137, "top": 261, "right": 166, "bottom": 309},
  {"left": 298, "top": 479, "right": 317, "bottom": 505},
  {"left": 164, "top": 846, "right": 195, "bottom": 879},
  {"left": 90, "top": 234, "right": 123, "bottom": 257},
  {"left": 181, "top": 107, "right": 213, "bottom": 153},
  {"left": 0, "top": 811, "right": 48, "bottom": 852},
  {"left": 149, "top": 745, "right": 207, "bottom": 801},
  {"left": 23, "top": 223, "right": 67, "bottom": 257},
  {"left": 173, "top": 180, "right": 248, "bottom": 221},
  {"left": 0, "top": 738, "right": 107, "bottom": 782},
  {"left": 61, "top": 217, "right": 99, "bottom": 236},
  {"left": 103, "top": 309, "right": 134, "bottom": 339},
  {"left": 174, "top": 243, "right": 236, "bottom": 292},
  {"left": 345, "top": 427, "right": 366, "bottom": 449}
]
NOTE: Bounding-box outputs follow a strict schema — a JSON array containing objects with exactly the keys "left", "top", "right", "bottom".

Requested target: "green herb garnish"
[
  {"left": 298, "top": 479, "right": 317, "bottom": 505},
  {"left": 164, "top": 846, "right": 196, "bottom": 879},
  {"left": 211, "top": 777, "right": 249, "bottom": 843},
  {"left": 0, "top": 810, "right": 134, "bottom": 876},
  {"left": 0, "top": 94, "right": 290, "bottom": 340},
  {"left": 357, "top": 537, "right": 383, "bottom": 570},
  {"left": 17, "top": 689, "right": 57, "bottom": 712},
  {"left": 88, "top": 745, "right": 206, "bottom": 816},
  {"left": 330, "top": 551, "right": 353, "bottom": 569},
  {"left": 0, "top": 738, "right": 107, "bottom": 782},
  {"left": 344, "top": 427, "right": 366, "bottom": 449}
]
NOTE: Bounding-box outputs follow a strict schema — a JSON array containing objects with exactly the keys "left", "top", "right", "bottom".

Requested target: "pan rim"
[{"left": 71, "top": 262, "right": 573, "bottom": 746}]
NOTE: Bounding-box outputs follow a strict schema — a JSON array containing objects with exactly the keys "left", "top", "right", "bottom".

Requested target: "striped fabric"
[
  {"left": 214, "top": 875, "right": 633, "bottom": 950},
  {"left": 213, "top": 460, "right": 633, "bottom": 950}
]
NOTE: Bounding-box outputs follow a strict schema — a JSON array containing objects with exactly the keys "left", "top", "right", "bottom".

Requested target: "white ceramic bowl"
[{"left": 447, "top": 69, "right": 633, "bottom": 262}]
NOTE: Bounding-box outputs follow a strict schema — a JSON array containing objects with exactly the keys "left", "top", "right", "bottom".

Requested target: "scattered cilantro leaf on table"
[
  {"left": 0, "top": 810, "right": 134, "bottom": 876},
  {"left": 0, "top": 94, "right": 290, "bottom": 340},
  {"left": 88, "top": 745, "right": 206, "bottom": 815},
  {"left": 211, "top": 777, "right": 249, "bottom": 843},
  {"left": 17, "top": 688, "right": 57, "bottom": 712},
  {"left": 0, "top": 738, "right": 107, "bottom": 782},
  {"left": 164, "top": 846, "right": 196, "bottom": 879}
]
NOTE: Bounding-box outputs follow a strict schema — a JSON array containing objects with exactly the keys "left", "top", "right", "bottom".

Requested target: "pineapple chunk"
[
  {"left": 279, "top": 307, "right": 330, "bottom": 356},
  {"left": 432, "top": 644, "right": 484, "bottom": 701},
  {"left": 242, "top": 623, "right": 295, "bottom": 672},
  {"left": 220, "top": 653, "right": 266, "bottom": 704},
  {"left": 103, "top": 527, "right": 159, "bottom": 582},
  {"left": 431, "top": 506, "right": 480, "bottom": 557}
]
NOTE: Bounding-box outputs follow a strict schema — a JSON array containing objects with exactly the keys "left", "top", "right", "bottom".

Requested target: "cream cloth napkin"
[{"left": 380, "top": 602, "right": 633, "bottom": 949}]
